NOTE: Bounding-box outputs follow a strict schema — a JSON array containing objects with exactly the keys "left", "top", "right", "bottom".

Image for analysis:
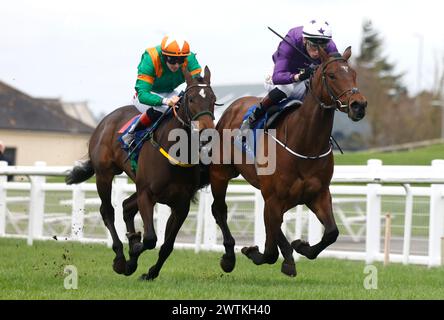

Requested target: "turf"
[
  {"left": 334, "top": 143, "right": 444, "bottom": 165},
  {"left": 1, "top": 238, "right": 443, "bottom": 300}
]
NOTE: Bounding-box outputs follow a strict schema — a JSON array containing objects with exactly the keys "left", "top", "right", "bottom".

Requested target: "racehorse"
[
  {"left": 209, "top": 47, "right": 367, "bottom": 276},
  {"left": 66, "top": 67, "right": 216, "bottom": 280}
]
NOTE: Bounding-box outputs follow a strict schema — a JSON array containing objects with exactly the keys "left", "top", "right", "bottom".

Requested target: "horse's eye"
[
  {"left": 189, "top": 98, "right": 194, "bottom": 103},
  {"left": 328, "top": 73, "right": 336, "bottom": 79}
]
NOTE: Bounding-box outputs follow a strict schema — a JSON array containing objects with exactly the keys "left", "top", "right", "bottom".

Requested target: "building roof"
[
  {"left": 61, "top": 101, "right": 98, "bottom": 128},
  {"left": 0, "top": 81, "right": 94, "bottom": 134}
]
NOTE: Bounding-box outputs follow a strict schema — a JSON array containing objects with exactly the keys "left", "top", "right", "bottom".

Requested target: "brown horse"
[
  {"left": 210, "top": 47, "right": 367, "bottom": 276},
  {"left": 66, "top": 67, "right": 216, "bottom": 280}
]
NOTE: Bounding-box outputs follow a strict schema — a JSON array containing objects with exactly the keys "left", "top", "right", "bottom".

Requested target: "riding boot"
[
  {"left": 260, "top": 95, "right": 275, "bottom": 109},
  {"left": 239, "top": 94, "right": 276, "bottom": 132},
  {"left": 122, "top": 112, "right": 152, "bottom": 147}
]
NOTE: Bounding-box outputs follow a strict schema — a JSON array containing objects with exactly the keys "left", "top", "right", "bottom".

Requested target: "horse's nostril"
[
  {"left": 357, "top": 101, "right": 367, "bottom": 109},
  {"left": 351, "top": 101, "right": 366, "bottom": 110},
  {"left": 349, "top": 101, "right": 366, "bottom": 121}
]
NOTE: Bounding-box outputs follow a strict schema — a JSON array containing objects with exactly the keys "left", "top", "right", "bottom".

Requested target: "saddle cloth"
[
  {"left": 235, "top": 98, "right": 302, "bottom": 160},
  {"left": 118, "top": 114, "right": 153, "bottom": 172}
]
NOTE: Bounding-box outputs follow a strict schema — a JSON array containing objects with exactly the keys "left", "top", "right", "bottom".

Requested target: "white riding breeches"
[
  {"left": 264, "top": 71, "right": 308, "bottom": 101},
  {"left": 132, "top": 88, "right": 182, "bottom": 114}
]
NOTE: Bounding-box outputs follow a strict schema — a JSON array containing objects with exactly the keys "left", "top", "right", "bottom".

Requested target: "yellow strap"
[
  {"left": 158, "top": 147, "right": 195, "bottom": 168},
  {"left": 149, "top": 126, "right": 196, "bottom": 168}
]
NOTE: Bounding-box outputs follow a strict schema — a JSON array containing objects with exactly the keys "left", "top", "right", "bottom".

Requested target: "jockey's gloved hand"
[
  {"left": 163, "top": 96, "right": 181, "bottom": 107},
  {"left": 298, "top": 65, "right": 315, "bottom": 81}
]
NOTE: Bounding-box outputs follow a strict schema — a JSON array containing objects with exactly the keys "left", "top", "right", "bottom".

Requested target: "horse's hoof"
[
  {"left": 291, "top": 239, "right": 308, "bottom": 252},
  {"left": 112, "top": 256, "right": 127, "bottom": 275},
  {"left": 241, "top": 245, "right": 259, "bottom": 257},
  {"left": 127, "top": 231, "right": 142, "bottom": 243},
  {"left": 291, "top": 240, "right": 317, "bottom": 260},
  {"left": 147, "top": 270, "right": 158, "bottom": 280},
  {"left": 130, "top": 242, "right": 144, "bottom": 257},
  {"left": 241, "top": 246, "right": 263, "bottom": 265},
  {"left": 143, "top": 236, "right": 157, "bottom": 250},
  {"left": 220, "top": 254, "right": 236, "bottom": 273},
  {"left": 139, "top": 273, "right": 152, "bottom": 281},
  {"left": 281, "top": 261, "right": 297, "bottom": 277},
  {"left": 140, "top": 266, "right": 159, "bottom": 281},
  {"left": 124, "top": 258, "right": 138, "bottom": 276}
]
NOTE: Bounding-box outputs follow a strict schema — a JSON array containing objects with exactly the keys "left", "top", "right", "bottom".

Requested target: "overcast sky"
[{"left": 1, "top": 0, "right": 443, "bottom": 117}]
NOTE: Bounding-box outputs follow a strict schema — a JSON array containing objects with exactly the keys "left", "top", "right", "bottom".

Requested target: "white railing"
[{"left": 1, "top": 159, "right": 444, "bottom": 267}]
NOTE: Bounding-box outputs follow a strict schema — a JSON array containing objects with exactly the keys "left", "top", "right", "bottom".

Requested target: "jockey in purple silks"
[{"left": 240, "top": 19, "right": 339, "bottom": 131}]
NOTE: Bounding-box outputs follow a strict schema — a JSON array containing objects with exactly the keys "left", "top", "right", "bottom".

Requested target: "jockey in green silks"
[{"left": 122, "top": 35, "right": 202, "bottom": 146}]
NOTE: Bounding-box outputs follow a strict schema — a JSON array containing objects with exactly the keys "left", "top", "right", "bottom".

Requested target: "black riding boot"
[
  {"left": 122, "top": 108, "right": 162, "bottom": 147},
  {"left": 240, "top": 88, "right": 286, "bottom": 131},
  {"left": 122, "top": 117, "right": 144, "bottom": 146}
]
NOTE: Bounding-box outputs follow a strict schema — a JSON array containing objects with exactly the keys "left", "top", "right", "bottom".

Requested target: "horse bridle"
[
  {"left": 173, "top": 83, "right": 215, "bottom": 129},
  {"left": 146, "top": 83, "right": 216, "bottom": 168},
  {"left": 265, "top": 57, "right": 359, "bottom": 160},
  {"left": 309, "top": 57, "right": 360, "bottom": 112}
]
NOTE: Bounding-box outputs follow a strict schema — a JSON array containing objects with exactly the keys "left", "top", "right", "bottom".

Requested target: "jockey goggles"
[
  {"left": 164, "top": 55, "right": 186, "bottom": 65},
  {"left": 306, "top": 39, "right": 328, "bottom": 50}
]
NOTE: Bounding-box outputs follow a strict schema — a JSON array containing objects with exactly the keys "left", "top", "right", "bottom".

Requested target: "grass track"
[
  {"left": 1, "top": 238, "right": 444, "bottom": 300},
  {"left": 334, "top": 143, "right": 444, "bottom": 165},
  {"left": 3, "top": 145, "right": 444, "bottom": 300}
]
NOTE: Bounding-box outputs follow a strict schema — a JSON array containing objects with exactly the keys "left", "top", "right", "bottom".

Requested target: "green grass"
[
  {"left": 334, "top": 143, "right": 444, "bottom": 165},
  {"left": 2, "top": 145, "right": 443, "bottom": 300},
  {"left": 1, "top": 238, "right": 443, "bottom": 300}
]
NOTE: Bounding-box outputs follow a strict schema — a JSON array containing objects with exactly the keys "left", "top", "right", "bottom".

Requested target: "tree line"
[{"left": 341, "top": 19, "right": 442, "bottom": 150}]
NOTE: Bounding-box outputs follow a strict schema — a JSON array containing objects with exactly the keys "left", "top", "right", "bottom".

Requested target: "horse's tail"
[{"left": 65, "top": 160, "right": 95, "bottom": 185}]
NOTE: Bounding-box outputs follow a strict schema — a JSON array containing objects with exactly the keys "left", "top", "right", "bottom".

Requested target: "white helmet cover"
[{"left": 303, "top": 19, "right": 332, "bottom": 42}]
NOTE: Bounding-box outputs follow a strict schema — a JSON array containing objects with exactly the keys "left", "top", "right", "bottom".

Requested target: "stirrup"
[
  {"left": 128, "top": 126, "right": 154, "bottom": 152},
  {"left": 127, "top": 137, "right": 136, "bottom": 150},
  {"left": 122, "top": 132, "right": 135, "bottom": 146},
  {"left": 240, "top": 119, "right": 251, "bottom": 132}
]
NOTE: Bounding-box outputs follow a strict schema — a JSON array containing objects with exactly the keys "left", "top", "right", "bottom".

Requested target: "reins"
[
  {"left": 150, "top": 82, "right": 216, "bottom": 167},
  {"left": 172, "top": 84, "right": 215, "bottom": 129},
  {"left": 266, "top": 56, "right": 360, "bottom": 160},
  {"left": 309, "top": 56, "right": 360, "bottom": 112}
]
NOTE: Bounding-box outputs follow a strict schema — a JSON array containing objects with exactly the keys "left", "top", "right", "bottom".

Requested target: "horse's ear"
[
  {"left": 342, "top": 46, "right": 352, "bottom": 61},
  {"left": 182, "top": 66, "right": 193, "bottom": 85},
  {"left": 319, "top": 46, "right": 329, "bottom": 62},
  {"left": 203, "top": 66, "right": 211, "bottom": 84}
]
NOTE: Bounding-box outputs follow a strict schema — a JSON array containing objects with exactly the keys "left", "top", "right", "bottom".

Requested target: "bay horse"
[
  {"left": 210, "top": 47, "right": 367, "bottom": 276},
  {"left": 66, "top": 66, "right": 216, "bottom": 280}
]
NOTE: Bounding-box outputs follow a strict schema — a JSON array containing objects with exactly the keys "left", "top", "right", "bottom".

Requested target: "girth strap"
[{"left": 149, "top": 136, "right": 196, "bottom": 168}]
